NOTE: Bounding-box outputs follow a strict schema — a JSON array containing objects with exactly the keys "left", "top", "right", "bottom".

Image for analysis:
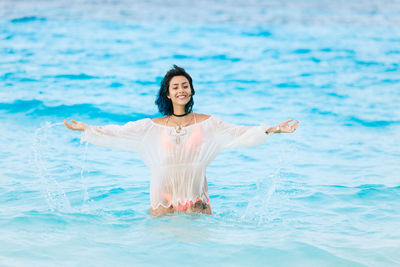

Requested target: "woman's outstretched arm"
[
  {"left": 63, "top": 119, "right": 149, "bottom": 153},
  {"left": 214, "top": 116, "right": 299, "bottom": 150}
]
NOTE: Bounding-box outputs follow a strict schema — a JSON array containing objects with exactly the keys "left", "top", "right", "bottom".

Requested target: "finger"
[
  {"left": 71, "top": 119, "right": 78, "bottom": 124},
  {"left": 64, "top": 121, "right": 75, "bottom": 130}
]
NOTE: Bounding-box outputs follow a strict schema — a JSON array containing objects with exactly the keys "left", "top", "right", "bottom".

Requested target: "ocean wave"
[
  {"left": 275, "top": 82, "right": 301, "bottom": 88},
  {"left": 90, "top": 187, "right": 126, "bottom": 201},
  {"left": 171, "top": 54, "right": 241, "bottom": 62},
  {"left": 310, "top": 108, "right": 400, "bottom": 127},
  {"left": 1, "top": 73, "right": 99, "bottom": 81},
  {"left": 53, "top": 74, "right": 99, "bottom": 80},
  {"left": 324, "top": 184, "right": 400, "bottom": 201},
  {"left": 293, "top": 48, "right": 311, "bottom": 54},
  {"left": 346, "top": 116, "right": 400, "bottom": 127},
  {"left": 355, "top": 184, "right": 400, "bottom": 200},
  {"left": 326, "top": 92, "right": 348, "bottom": 99},
  {"left": 0, "top": 99, "right": 148, "bottom": 122},
  {"left": 241, "top": 30, "right": 272, "bottom": 37},
  {"left": 10, "top": 16, "right": 46, "bottom": 23},
  {"left": 291, "top": 184, "right": 400, "bottom": 206}
]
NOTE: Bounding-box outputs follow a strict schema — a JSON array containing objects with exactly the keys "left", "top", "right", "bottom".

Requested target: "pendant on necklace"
[
  {"left": 176, "top": 126, "right": 181, "bottom": 144},
  {"left": 172, "top": 126, "right": 186, "bottom": 145}
]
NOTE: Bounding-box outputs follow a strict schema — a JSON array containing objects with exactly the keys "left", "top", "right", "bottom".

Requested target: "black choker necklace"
[{"left": 173, "top": 112, "right": 191, "bottom": 117}]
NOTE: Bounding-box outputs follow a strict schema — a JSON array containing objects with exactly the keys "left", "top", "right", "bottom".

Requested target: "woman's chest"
[{"left": 142, "top": 126, "right": 217, "bottom": 159}]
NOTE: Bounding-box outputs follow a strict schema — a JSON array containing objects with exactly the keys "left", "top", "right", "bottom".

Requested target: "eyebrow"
[{"left": 171, "top": 82, "right": 189, "bottom": 86}]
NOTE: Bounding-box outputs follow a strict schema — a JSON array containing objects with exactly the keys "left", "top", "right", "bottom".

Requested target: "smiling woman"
[{"left": 63, "top": 65, "right": 299, "bottom": 215}]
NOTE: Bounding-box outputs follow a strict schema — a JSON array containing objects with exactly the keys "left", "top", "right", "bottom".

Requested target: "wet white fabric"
[{"left": 81, "top": 115, "right": 270, "bottom": 210}]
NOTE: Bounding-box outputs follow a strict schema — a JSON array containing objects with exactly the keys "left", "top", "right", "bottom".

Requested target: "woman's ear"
[{"left": 166, "top": 87, "right": 171, "bottom": 99}]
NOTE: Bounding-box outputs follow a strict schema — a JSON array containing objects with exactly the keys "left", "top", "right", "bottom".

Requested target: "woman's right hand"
[{"left": 63, "top": 119, "right": 87, "bottom": 131}]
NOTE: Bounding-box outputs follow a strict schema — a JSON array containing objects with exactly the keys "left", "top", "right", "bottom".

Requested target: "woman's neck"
[
  {"left": 169, "top": 105, "right": 193, "bottom": 126},
  {"left": 167, "top": 113, "right": 194, "bottom": 127},
  {"left": 172, "top": 105, "right": 186, "bottom": 116}
]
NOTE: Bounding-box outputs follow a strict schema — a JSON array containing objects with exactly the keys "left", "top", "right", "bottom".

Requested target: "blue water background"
[{"left": 1, "top": 0, "right": 400, "bottom": 266}]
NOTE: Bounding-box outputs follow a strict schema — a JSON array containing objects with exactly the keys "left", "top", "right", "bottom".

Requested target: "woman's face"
[{"left": 167, "top": 75, "right": 192, "bottom": 107}]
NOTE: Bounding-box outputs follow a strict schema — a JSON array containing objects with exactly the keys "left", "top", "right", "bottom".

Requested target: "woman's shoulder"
[
  {"left": 196, "top": 113, "right": 211, "bottom": 123},
  {"left": 151, "top": 116, "right": 167, "bottom": 124}
]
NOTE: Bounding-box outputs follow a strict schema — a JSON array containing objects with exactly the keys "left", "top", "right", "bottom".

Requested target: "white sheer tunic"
[{"left": 81, "top": 115, "right": 270, "bottom": 210}]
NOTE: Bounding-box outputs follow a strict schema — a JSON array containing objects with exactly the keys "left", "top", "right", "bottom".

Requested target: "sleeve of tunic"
[
  {"left": 213, "top": 115, "right": 270, "bottom": 149},
  {"left": 81, "top": 118, "right": 149, "bottom": 152}
]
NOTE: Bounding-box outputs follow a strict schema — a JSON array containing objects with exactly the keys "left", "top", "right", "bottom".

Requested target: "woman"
[{"left": 64, "top": 65, "right": 299, "bottom": 215}]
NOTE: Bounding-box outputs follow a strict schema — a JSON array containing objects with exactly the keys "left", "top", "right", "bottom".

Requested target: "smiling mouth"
[{"left": 176, "top": 95, "right": 187, "bottom": 99}]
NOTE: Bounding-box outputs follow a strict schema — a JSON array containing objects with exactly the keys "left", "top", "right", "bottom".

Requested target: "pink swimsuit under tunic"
[{"left": 81, "top": 114, "right": 270, "bottom": 213}]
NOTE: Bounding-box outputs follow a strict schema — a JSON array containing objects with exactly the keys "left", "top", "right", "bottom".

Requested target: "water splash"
[
  {"left": 33, "top": 121, "right": 72, "bottom": 212},
  {"left": 239, "top": 142, "right": 292, "bottom": 224},
  {"left": 79, "top": 140, "right": 91, "bottom": 212},
  {"left": 32, "top": 121, "right": 93, "bottom": 213},
  {"left": 239, "top": 168, "right": 279, "bottom": 224}
]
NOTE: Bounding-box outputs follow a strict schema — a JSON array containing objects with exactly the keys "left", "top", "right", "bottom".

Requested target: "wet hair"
[{"left": 155, "top": 65, "right": 195, "bottom": 115}]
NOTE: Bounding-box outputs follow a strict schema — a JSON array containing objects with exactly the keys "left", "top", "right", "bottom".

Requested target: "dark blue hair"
[{"left": 155, "top": 65, "right": 195, "bottom": 116}]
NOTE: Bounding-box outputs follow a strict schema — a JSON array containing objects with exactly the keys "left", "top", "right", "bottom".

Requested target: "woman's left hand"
[
  {"left": 267, "top": 119, "right": 299, "bottom": 134},
  {"left": 276, "top": 119, "right": 299, "bottom": 133}
]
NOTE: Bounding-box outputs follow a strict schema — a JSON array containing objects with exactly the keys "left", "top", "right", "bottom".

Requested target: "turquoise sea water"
[{"left": 1, "top": 1, "right": 400, "bottom": 266}]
